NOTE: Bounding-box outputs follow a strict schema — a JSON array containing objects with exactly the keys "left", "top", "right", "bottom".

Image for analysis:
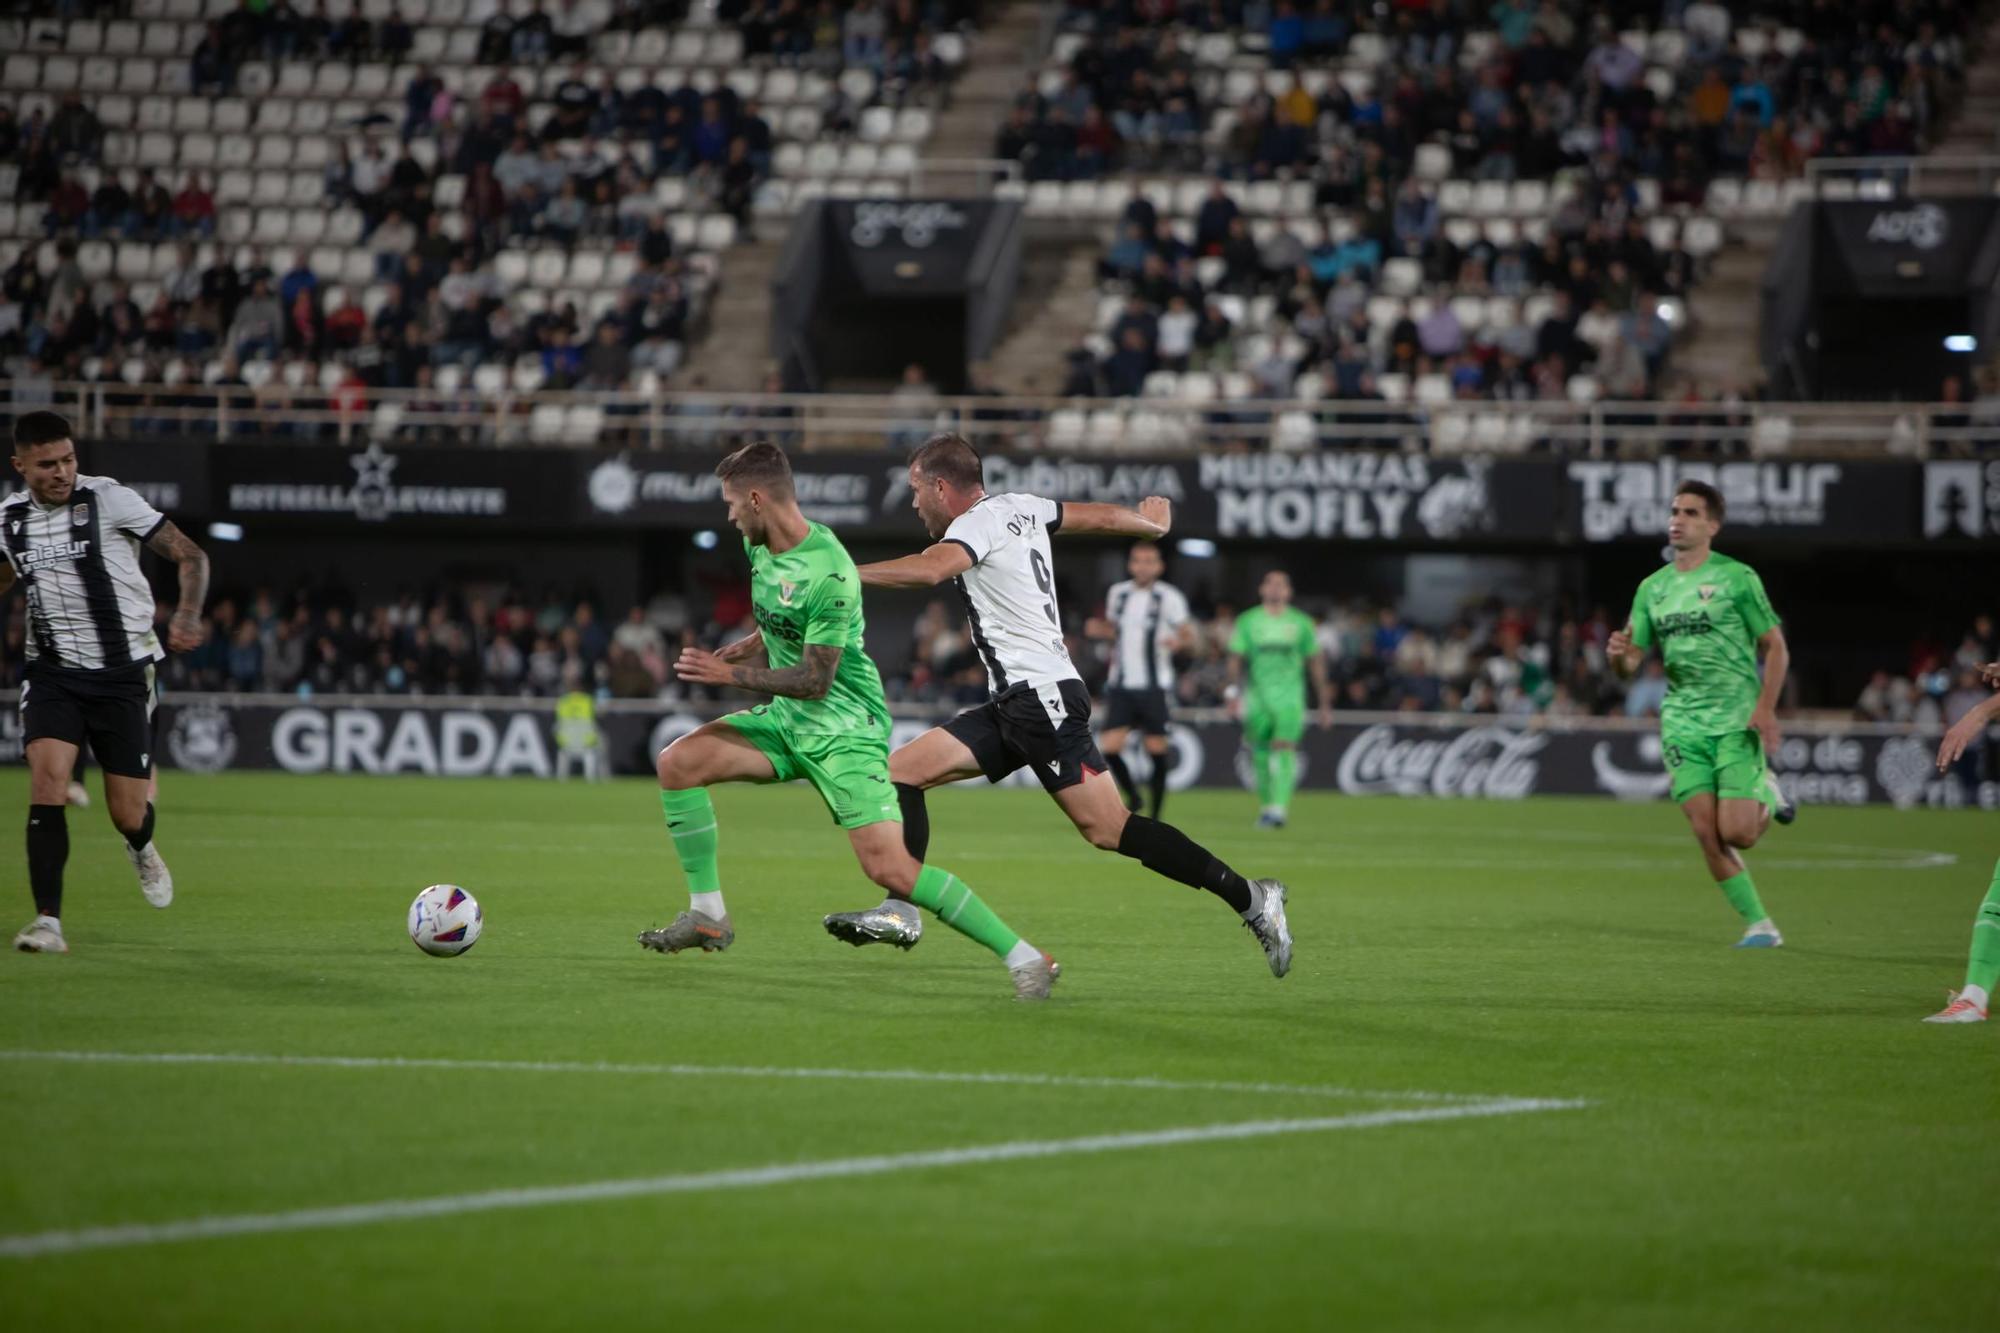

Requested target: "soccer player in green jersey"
[
  {"left": 1226, "top": 570, "right": 1332, "bottom": 829},
  {"left": 643, "top": 442, "right": 1059, "bottom": 1000},
  {"left": 1608, "top": 479, "right": 1796, "bottom": 949},
  {"left": 1924, "top": 659, "right": 2000, "bottom": 1023}
]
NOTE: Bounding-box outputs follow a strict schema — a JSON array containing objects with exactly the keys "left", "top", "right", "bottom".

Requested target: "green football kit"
[
  {"left": 1627, "top": 549, "right": 1782, "bottom": 933},
  {"left": 1627, "top": 551, "right": 1779, "bottom": 809},
  {"left": 656, "top": 520, "right": 1034, "bottom": 973},
  {"left": 1230, "top": 605, "right": 1318, "bottom": 816}
]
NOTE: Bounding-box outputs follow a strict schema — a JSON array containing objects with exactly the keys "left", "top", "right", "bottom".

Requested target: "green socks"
[
  {"left": 1964, "top": 859, "right": 2000, "bottom": 996},
  {"left": 1251, "top": 744, "right": 1272, "bottom": 806},
  {"left": 1270, "top": 747, "right": 1298, "bottom": 813},
  {"left": 909, "top": 864, "right": 1021, "bottom": 960},
  {"left": 661, "top": 787, "right": 722, "bottom": 912},
  {"left": 1716, "top": 869, "right": 1768, "bottom": 925}
]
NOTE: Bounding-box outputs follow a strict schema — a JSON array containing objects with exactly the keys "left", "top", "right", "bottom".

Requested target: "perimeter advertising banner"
[
  {"left": 4, "top": 699, "right": 1979, "bottom": 811},
  {"left": 54, "top": 441, "right": 2000, "bottom": 545}
]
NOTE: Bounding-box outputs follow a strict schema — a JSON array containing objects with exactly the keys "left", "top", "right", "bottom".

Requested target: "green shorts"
[
  {"left": 1662, "top": 728, "right": 1771, "bottom": 807},
  {"left": 1244, "top": 697, "right": 1306, "bottom": 746},
  {"left": 719, "top": 705, "right": 901, "bottom": 830}
]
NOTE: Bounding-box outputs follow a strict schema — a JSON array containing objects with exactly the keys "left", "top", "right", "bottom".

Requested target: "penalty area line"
[
  {"left": 0, "top": 1048, "right": 1533, "bottom": 1105},
  {"left": 0, "top": 1097, "right": 1586, "bottom": 1260}
]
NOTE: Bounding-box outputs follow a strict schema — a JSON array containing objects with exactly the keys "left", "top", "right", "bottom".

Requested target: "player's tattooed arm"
[
  {"left": 714, "top": 627, "right": 766, "bottom": 666},
  {"left": 675, "top": 642, "right": 841, "bottom": 700},
  {"left": 727, "top": 642, "right": 842, "bottom": 700},
  {"left": 144, "top": 521, "right": 210, "bottom": 652},
  {"left": 0, "top": 561, "right": 15, "bottom": 598}
]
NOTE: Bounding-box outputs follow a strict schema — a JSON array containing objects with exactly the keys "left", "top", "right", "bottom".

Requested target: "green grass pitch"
[{"left": 1, "top": 771, "right": 1994, "bottom": 1331}]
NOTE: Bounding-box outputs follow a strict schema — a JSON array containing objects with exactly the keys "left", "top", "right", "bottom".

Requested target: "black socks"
[
  {"left": 28, "top": 804, "right": 68, "bottom": 919},
  {"left": 1105, "top": 753, "right": 1140, "bottom": 811},
  {"left": 1116, "top": 814, "right": 1253, "bottom": 913},
  {"left": 124, "top": 801, "right": 155, "bottom": 854},
  {"left": 1147, "top": 746, "right": 1173, "bottom": 819},
  {"left": 895, "top": 782, "right": 930, "bottom": 863}
]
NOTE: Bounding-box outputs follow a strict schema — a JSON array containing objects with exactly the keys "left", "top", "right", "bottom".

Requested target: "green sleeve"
[
  {"left": 1628, "top": 584, "right": 1655, "bottom": 650},
  {"left": 1227, "top": 615, "right": 1250, "bottom": 655},
  {"left": 1295, "top": 611, "right": 1317, "bottom": 656},
  {"left": 1734, "top": 567, "right": 1779, "bottom": 640},
  {"left": 801, "top": 574, "right": 859, "bottom": 648}
]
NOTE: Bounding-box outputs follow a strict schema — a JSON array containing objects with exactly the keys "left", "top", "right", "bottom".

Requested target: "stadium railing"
[{"left": 35, "top": 383, "right": 1999, "bottom": 457}]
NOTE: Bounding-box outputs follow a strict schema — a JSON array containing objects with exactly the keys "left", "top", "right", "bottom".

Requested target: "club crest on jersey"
[
  {"left": 778, "top": 580, "right": 798, "bottom": 606},
  {"left": 71, "top": 504, "right": 89, "bottom": 527},
  {"left": 1697, "top": 584, "right": 1717, "bottom": 601}
]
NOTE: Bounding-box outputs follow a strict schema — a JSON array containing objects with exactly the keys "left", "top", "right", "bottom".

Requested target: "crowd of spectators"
[
  {"left": 1068, "top": 175, "right": 1693, "bottom": 402},
  {"left": 1041, "top": 0, "right": 1973, "bottom": 400},
  {"left": 1013, "top": 0, "right": 1968, "bottom": 183}
]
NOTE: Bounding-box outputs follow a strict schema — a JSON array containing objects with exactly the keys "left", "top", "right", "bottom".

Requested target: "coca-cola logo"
[{"left": 1335, "top": 724, "right": 1547, "bottom": 798}]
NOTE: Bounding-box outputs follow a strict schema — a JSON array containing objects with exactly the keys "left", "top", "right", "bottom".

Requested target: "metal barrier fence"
[{"left": 20, "top": 383, "right": 2000, "bottom": 457}]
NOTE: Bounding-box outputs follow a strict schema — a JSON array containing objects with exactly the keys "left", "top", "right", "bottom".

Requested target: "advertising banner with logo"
[
  {"left": 210, "top": 443, "right": 574, "bottom": 527},
  {"left": 53, "top": 442, "right": 1992, "bottom": 546},
  {"left": 10, "top": 698, "right": 1974, "bottom": 811},
  {"left": 1562, "top": 458, "right": 1922, "bottom": 544},
  {"left": 1920, "top": 459, "right": 2000, "bottom": 542},
  {"left": 1817, "top": 199, "right": 2000, "bottom": 296}
]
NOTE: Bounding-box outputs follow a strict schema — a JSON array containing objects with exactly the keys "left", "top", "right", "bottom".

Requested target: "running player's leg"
[
  {"left": 1141, "top": 729, "right": 1172, "bottom": 820},
  {"left": 1266, "top": 699, "right": 1306, "bottom": 826},
  {"left": 1099, "top": 722, "right": 1140, "bottom": 812},
  {"left": 1714, "top": 732, "right": 1774, "bottom": 851},
  {"left": 848, "top": 823, "right": 1055, "bottom": 998},
  {"left": 1053, "top": 772, "right": 1291, "bottom": 976},
  {"left": 1926, "top": 859, "right": 2000, "bottom": 1021},
  {"left": 886, "top": 715, "right": 1004, "bottom": 862},
  {"left": 89, "top": 668, "right": 170, "bottom": 907},
  {"left": 1243, "top": 700, "right": 1275, "bottom": 824},
  {"left": 642, "top": 715, "right": 780, "bottom": 953},
  {"left": 16, "top": 737, "right": 79, "bottom": 952},
  {"left": 1679, "top": 790, "right": 1778, "bottom": 946},
  {"left": 67, "top": 743, "right": 90, "bottom": 807}
]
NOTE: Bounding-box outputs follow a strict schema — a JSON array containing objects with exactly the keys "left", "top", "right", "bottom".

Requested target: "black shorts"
[
  {"left": 945, "top": 679, "right": 1107, "bottom": 794},
  {"left": 1101, "top": 686, "right": 1172, "bottom": 736},
  {"left": 21, "top": 661, "right": 158, "bottom": 779}
]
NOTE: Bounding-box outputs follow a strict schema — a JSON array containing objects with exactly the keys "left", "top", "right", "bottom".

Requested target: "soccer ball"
[{"left": 408, "top": 884, "right": 483, "bottom": 957}]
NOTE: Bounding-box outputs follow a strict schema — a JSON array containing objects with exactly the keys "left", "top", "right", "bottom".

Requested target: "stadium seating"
[
  {"left": 0, "top": 0, "right": 970, "bottom": 398},
  {"left": 1019, "top": 0, "right": 1973, "bottom": 405}
]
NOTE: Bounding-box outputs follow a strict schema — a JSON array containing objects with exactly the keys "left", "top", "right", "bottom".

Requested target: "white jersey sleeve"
[
  {"left": 943, "top": 493, "right": 1077, "bottom": 695},
  {"left": 95, "top": 478, "right": 168, "bottom": 542}
]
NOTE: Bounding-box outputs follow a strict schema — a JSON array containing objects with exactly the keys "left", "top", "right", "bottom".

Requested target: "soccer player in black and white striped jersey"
[
  {"left": 4, "top": 412, "right": 210, "bottom": 954},
  {"left": 1087, "top": 541, "right": 1195, "bottom": 819}
]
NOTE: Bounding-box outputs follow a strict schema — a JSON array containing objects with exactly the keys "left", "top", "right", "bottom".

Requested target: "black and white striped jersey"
[
  {"left": 941, "top": 492, "right": 1078, "bottom": 695},
  {"left": 1, "top": 476, "right": 166, "bottom": 671},
  {"left": 1104, "top": 578, "right": 1191, "bottom": 691}
]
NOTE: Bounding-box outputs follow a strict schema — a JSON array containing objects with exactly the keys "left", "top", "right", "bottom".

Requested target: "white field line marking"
[
  {"left": 0, "top": 1097, "right": 1585, "bottom": 1260},
  {"left": 0, "top": 1049, "right": 1530, "bottom": 1105}
]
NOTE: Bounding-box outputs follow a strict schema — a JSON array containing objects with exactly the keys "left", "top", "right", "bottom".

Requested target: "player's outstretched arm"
[
  {"left": 1938, "top": 690, "right": 2000, "bottom": 772},
  {"left": 856, "top": 542, "right": 975, "bottom": 588},
  {"left": 675, "top": 641, "right": 842, "bottom": 701},
  {"left": 1055, "top": 496, "right": 1172, "bottom": 539},
  {"left": 144, "top": 521, "right": 210, "bottom": 652}
]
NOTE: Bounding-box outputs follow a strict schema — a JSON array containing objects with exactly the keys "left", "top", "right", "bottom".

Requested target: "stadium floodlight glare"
[
  {"left": 1176, "top": 538, "right": 1217, "bottom": 558},
  {"left": 692, "top": 529, "right": 719, "bottom": 550},
  {"left": 1943, "top": 334, "right": 1978, "bottom": 353},
  {"left": 206, "top": 523, "right": 245, "bottom": 542}
]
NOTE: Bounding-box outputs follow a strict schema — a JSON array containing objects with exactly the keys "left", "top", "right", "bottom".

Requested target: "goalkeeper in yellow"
[{"left": 1608, "top": 479, "right": 1796, "bottom": 948}]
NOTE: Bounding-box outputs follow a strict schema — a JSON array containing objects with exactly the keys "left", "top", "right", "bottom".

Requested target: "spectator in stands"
[
  {"left": 228, "top": 278, "right": 283, "bottom": 361},
  {"left": 513, "top": 1, "right": 556, "bottom": 63},
  {"left": 190, "top": 23, "right": 235, "bottom": 97},
  {"left": 581, "top": 321, "right": 633, "bottom": 390},
  {"left": 1194, "top": 182, "right": 1239, "bottom": 254},
  {"left": 1102, "top": 326, "right": 1155, "bottom": 398}
]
